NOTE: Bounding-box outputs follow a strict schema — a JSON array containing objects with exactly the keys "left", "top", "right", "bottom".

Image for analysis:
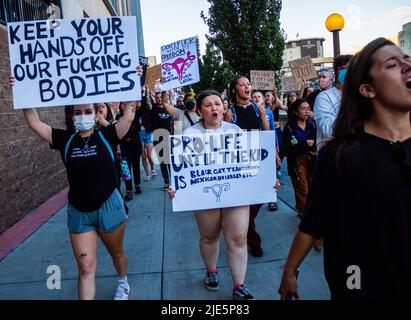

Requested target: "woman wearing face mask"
[
  {"left": 9, "top": 67, "right": 142, "bottom": 301},
  {"left": 161, "top": 90, "right": 201, "bottom": 134},
  {"left": 314, "top": 55, "right": 353, "bottom": 150},
  {"left": 278, "top": 38, "right": 411, "bottom": 300}
]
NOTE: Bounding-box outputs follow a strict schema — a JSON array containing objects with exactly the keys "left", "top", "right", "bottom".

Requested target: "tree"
[
  {"left": 200, "top": 42, "right": 235, "bottom": 93},
  {"left": 201, "top": 0, "right": 285, "bottom": 80}
]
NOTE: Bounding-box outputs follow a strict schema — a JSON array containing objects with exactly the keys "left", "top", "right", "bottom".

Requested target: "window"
[{"left": 0, "top": 0, "right": 55, "bottom": 25}]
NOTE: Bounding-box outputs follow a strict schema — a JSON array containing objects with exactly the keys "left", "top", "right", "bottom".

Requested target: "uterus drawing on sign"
[
  {"left": 203, "top": 183, "right": 231, "bottom": 203},
  {"left": 162, "top": 51, "right": 196, "bottom": 83}
]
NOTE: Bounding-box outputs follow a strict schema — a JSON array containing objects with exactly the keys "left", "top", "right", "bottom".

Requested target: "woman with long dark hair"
[
  {"left": 282, "top": 99, "right": 316, "bottom": 219},
  {"left": 278, "top": 38, "right": 411, "bottom": 300}
]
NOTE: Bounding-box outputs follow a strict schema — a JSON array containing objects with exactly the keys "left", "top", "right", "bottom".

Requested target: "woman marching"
[
  {"left": 10, "top": 66, "right": 142, "bottom": 300},
  {"left": 168, "top": 90, "right": 262, "bottom": 300},
  {"left": 278, "top": 38, "right": 411, "bottom": 300}
]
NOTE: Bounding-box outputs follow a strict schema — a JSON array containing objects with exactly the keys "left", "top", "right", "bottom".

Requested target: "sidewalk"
[{"left": 0, "top": 166, "right": 330, "bottom": 300}]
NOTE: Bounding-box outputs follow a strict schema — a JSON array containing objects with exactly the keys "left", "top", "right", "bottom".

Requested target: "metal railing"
[
  {"left": 0, "top": 0, "right": 58, "bottom": 25},
  {"left": 108, "top": 0, "right": 118, "bottom": 13}
]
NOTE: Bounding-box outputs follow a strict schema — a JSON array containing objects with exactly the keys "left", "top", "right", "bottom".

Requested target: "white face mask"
[{"left": 74, "top": 115, "right": 95, "bottom": 132}]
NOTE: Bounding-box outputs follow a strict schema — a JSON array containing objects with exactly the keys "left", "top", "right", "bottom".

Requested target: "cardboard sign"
[
  {"left": 169, "top": 131, "right": 277, "bottom": 212},
  {"left": 250, "top": 70, "right": 276, "bottom": 91},
  {"left": 145, "top": 64, "right": 162, "bottom": 90},
  {"left": 8, "top": 17, "right": 140, "bottom": 109},
  {"left": 281, "top": 76, "right": 302, "bottom": 94},
  {"left": 288, "top": 56, "right": 318, "bottom": 82},
  {"left": 161, "top": 36, "right": 200, "bottom": 91}
]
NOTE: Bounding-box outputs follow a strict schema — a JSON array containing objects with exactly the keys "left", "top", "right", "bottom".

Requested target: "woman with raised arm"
[{"left": 9, "top": 66, "right": 142, "bottom": 300}]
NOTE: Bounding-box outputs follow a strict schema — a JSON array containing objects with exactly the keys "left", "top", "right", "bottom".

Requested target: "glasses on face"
[{"left": 389, "top": 141, "right": 411, "bottom": 185}]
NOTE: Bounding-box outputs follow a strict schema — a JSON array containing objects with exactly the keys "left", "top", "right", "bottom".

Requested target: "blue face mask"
[
  {"left": 338, "top": 69, "right": 347, "bottom": 85},
  {"left": 74, "top": 115, "right": 95, "bottom": 132}
]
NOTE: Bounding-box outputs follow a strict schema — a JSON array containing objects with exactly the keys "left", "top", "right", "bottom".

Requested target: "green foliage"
[
  {"left": 201, "top": 0, "right": 285, "bottom": 79},
  {"left": 200, "top": 42, "right": 235, "bottom": 93}
]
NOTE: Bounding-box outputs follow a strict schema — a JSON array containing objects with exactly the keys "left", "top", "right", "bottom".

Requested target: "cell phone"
[{"left": 285, "top": 269, "right": 299, "bottom": 300}]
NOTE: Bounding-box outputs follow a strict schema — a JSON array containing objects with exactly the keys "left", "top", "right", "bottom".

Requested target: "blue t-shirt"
[{"left": 283, "top": 120, "right": 317, "bottom": 158}]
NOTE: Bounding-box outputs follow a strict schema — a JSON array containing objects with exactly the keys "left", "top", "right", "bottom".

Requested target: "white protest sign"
[
  {"left": 169, "top": 131, "right": 277, "bottom": 212},
  {"left": 8, "top": 17, "right": 140, "bottom": 109},
  {"left": 161, "top": 36, "right": 200, "bottom": 91}
]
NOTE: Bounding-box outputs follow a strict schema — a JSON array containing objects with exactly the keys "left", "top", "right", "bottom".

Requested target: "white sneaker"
[
  {"left": 144, "top": 175, "right": 150, "bottom": 181},
  {"left": 114, "top": 281, "right": 130, "bottom": 300},
  {"left": 151, "top": 170, "right": 157, "bottom": 177}
]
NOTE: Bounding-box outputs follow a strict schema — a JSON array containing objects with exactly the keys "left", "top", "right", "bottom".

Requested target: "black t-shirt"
[
  {"left": 306, "top": 89, "right": 321, "bottom": 112},
  {"left": 273, "top": 107, "right": 280, "bottom": 122},
  {"left": 151, "top": 104, "right": 172, "bottom": 132},
  {"left": 51, "top": 125, "right": 120, "bottom": 212},
  {"left": 122, "top": 109, "right": 142, "bottom": 142},
  {"left": 232, "top": 103, "right": 262, "bottom": 131},
  {"left": 299, "top": 132, "right": 411, "bottom": 300}
]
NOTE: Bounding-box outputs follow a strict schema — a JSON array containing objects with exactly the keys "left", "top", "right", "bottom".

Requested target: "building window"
[
  {"left": 107, "top": 0, "right": 118, "bottom": 14},
  {"left": 0, "top": 0, "right": 55, "bottom": 25},
  {"left": 400, "top": 40, "right": 405, "bottom": 48}
]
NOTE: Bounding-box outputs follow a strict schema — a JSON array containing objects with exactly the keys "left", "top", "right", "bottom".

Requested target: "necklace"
[{"left": 81, "top": 136, "right": 91, "bottom": 152}]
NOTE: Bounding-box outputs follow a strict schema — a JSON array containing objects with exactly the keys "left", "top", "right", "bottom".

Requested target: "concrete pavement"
[{"left": 0, "top": 165, "right": 330, "bottom": 300}]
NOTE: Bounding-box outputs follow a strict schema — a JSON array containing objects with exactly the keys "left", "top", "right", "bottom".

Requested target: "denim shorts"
[
  {"left": 139, "top": 130, "right": 153, "bottom": 144},
  {"left": 67, "top": 189, "right": 127, "bottom": 234}
]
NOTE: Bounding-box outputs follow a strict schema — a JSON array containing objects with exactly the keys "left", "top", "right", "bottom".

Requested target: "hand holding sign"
[
  {"left": 161, "top": 36, "right": 200, "bottom": 91},
  {"left": 8, "top": 17, "right": 141, "bottom": 109}
]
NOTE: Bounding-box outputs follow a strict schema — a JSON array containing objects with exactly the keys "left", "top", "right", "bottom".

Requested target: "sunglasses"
[{"left": 389, "top": 141, "right": 411, "bottom": 185}]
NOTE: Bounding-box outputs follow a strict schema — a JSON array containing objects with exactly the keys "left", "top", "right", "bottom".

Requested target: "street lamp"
[{"left": 326, "top": 13, "right": 345, "bottom": 57}]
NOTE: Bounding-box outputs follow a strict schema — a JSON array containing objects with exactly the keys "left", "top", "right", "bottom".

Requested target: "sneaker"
[
  {"left": 232, "top": 285, "right": 254, "bottom": 300},
  {"left": 124, "top": 191, "right": 133, "bottom": 201},
  {"left": 204, "top": 271, "right": 219, "bottom": 291},
  {"left": 250, "top": 246, "right": 263, "bottom": 257},
  {"left": 151, "top": 170, "right": 157, "bottom": 177},
  {"left": 144, "top": 175, "right": 150, "bottom": 182},
  {"left": 113, "top": 281, "right": 130, "bottom": 300},
  {"left": 135, "top": 185, "right": 142, "bottom": 194}
]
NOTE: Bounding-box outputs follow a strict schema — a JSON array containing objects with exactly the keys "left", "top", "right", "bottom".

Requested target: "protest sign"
[
  {"left": 8, "top": 16, "right": 140, "bottom": 109},
  {"left": 161, "top": 36, "right": 200, "bottom": 91},
  {"left": 250, "top": 70, "right": 276, "bottom": 91},
  {"left": 281, "top": 76, "right": 302, "bottom": 94},
  {"left": 169, "top": 131, "right": 277, "bottom": 212},
  {"left": 288, "top": 56, "right": 318, "bottom": 82},
  {"left": 139, "top": 56, "right": 149, "bottom": 86},
  {"left": 145, "top": 64, "right": 162, "bottom": 90}
]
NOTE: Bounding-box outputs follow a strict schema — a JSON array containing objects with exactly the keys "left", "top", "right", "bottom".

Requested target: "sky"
[{"left": 139, "top": 0, "right": 411, "bottom": 61}]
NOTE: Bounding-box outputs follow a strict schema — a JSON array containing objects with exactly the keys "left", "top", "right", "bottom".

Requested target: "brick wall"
[{"left": 0, "top": 25, "right": 68, "bottom": 234}]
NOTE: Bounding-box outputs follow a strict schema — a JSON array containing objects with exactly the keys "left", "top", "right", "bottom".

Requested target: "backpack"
[
  {"left": 64, "top": 131, "right": 114, "bottom": 165},
  {"left": 231, "top": 102, "right": 263, "bottom": 130}
]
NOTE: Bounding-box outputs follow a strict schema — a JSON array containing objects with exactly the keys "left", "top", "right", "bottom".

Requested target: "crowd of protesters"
[{"left": 9, "top": 37, "right": 411, "bottom": 301}]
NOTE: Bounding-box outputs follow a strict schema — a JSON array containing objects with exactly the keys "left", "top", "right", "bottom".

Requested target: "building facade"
[
  {"left": 0, "top": 0, "right": 145, "bottom": 234},
  {"left": 283, "top": 37, "right": 325, "bottom": 62},
  {"left": 399, "top": 21, "right": 411, "bottom": 56}
]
